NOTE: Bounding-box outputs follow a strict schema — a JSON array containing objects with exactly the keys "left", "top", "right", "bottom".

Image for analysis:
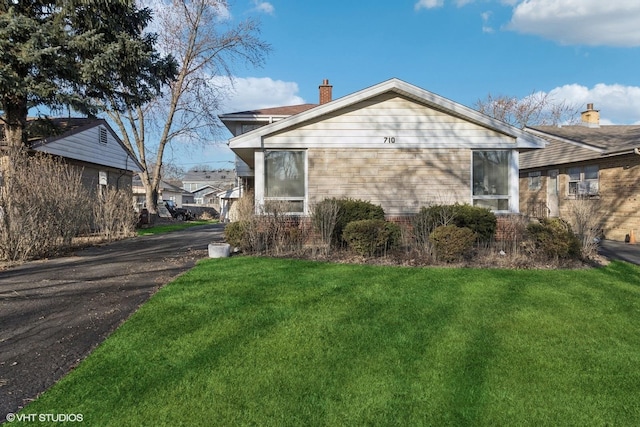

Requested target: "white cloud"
[
  {"left": 481, "top": 11, "right": 494, "bottom": 33},
  {"left": 414, "top": 0, "right": 477, "bottom": 10},
  {"left": 415, "top": 0, "right": 444, "bottom": 11},
  {"left": 545, "top": 83, "right": 640, "bottom": 124},
  {"left": 217, "top": 77, "right": 305, "bottom": 112},
  {"left": 251, "top": 0, "right": 275, "bottom": 15},
  {"left": 507, "top": 1, "right": 640, "bottom": 47},
  {"left": 414, "top": 1, "right": 640, "bottom": 47}
]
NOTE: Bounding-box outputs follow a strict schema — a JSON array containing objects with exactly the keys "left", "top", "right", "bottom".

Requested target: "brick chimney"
[
  {"left": 581, "top": 103, "right": 600, "bottom": 127},
  {"left": 319, "top": 79, "right": 332, "bottom": 105}
]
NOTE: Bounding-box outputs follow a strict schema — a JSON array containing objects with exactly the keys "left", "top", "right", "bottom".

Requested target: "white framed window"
[
  {"left": 472, "top": 151, "right": 510, "bottom": 211},
  {"left": 264, "top": 150, "right": 306, "bottom": 213},
  {"left": 568, "top": 165, "right": 599, "bottom": 196},
  {"left": 528, "top": 171, "right": 542, "bottom": 191}
]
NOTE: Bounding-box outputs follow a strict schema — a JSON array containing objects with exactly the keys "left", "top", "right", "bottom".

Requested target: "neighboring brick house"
[
  {"left": 520, "top": 105, "right": 640, "bottom": 241},
  {"left": 220, "top": 78, "right": 547, "bottom": 218},
  {"left": 2, "top": 117, "right": 141, "bottom": 194}
]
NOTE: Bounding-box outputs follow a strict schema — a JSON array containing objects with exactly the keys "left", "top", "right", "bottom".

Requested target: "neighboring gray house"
[
  {"left": 132, "top": 176, "right": 192, "bottom": 210},
  {"left": 182, "top": 169, "right": 236, "bottom": 205},
  {"left": 3, "top": 117, "right": 142, "bottom": 194},
  {"left": 220, "top": 78, "right": 547, "bottom": 217}
]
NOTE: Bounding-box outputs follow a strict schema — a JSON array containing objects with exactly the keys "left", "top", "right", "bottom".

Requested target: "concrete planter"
[{"left": 208, "top": 243, "right": 231, "bottom": 258}]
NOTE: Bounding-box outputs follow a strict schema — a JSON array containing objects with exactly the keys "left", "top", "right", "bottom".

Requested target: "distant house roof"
[
  {"left": 192, "top": 185, "right": 224, "bottom": 198},
  {"left": 183, "top": 169, "right": 236, "bottom": 183},
  {"left": 219, "top": 104, "right": 317, "bottom": 121},
  {"left": 221, "top": 104, "right": 318, "bottom": 117},
  {"left": 217, "top": 186, "right": 240, "bottom": 200},
  {"left": 521, "top": 125, "right": 640, "bottom": 170},
  {"left": 132, "top": 176, "right": 189, "bottom": 194}
]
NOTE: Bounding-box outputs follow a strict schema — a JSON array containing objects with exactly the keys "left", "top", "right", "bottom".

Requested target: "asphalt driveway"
[
  {"left": 599, "top": 240, "right": 640, "bottom": 265},
  {"left": 0, "top": 223, "right": 226, "bottom": 420}
]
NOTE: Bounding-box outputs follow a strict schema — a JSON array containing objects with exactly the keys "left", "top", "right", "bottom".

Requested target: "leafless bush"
[
  {"left": 493, "top": 214, "right": 530, "bottom": 256},
  {"left": 227, "top": 195, "right": 311, "bottom": 256},
  {"left": 412, "top": 204, "right": 457, "bottom": 255},
  {"left": 232, "top": 190, "right": 256, "bottom": 222},
  {"left": 93, "top": 186, "right": 137, "bottom": 241},
  {"left": 310, "top": 198, "right": 339, "bottom": 255},
  {"left": 564, "top": 197, "right": 603, "bottom": 259},
  {"left": 0, "top": 148, "right": 91, "bottom": 261},
  {"left": 258, "top": 200, "right": 310, "bottom": 256}
]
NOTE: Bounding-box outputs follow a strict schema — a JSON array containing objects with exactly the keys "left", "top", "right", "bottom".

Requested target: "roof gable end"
[{"left": 229, "top": 78, "right": 547, "bottom": 150}]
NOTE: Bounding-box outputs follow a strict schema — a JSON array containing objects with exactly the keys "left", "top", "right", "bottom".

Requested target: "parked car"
[{"left": 164, "top": 200, "right": 193, "bottom": 221}]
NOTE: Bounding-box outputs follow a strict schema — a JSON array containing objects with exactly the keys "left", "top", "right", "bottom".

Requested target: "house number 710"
[{"left": 383, "top": 137, "right": 396, "bottom": 143}]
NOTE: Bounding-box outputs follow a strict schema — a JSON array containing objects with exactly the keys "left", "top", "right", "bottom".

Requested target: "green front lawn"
[
  {"left": 136, "top": 220, "right": 216, "bottom": 236},
  {"left": 19, "top": 258, "right": 640, "bottom": 426}
]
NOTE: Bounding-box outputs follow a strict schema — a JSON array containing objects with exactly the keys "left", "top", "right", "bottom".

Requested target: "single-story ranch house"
[
  {"left": 2, "top": 117, "right": 142, "bottom": 194},
  {"left": 220, "top": 78, "right": 548, "bottom": 219},
  {"left": 520, "top": 105, "right": 640, "bottom": 241}
]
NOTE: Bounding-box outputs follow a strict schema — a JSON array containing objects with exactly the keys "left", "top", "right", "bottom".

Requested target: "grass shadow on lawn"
[{"left": 16, "top": 258, "right": 640, "bottom": 426}]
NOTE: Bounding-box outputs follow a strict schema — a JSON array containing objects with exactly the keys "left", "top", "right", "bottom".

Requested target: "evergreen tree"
[{"left": 0, "top": 1, "right": 176, "bottom": 147}]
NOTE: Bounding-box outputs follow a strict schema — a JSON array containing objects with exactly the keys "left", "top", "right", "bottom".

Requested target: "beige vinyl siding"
[
  {"left": 34, "top": 126, "right": 139, "bottom": 172},
  {"left": 265, "top": 94, "right": 515, "bottom": 149},
  {"left": 308, "top": 148, "right": 470, "bottom": 216}
]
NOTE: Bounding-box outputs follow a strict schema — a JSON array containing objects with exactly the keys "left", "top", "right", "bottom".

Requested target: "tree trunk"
[
  {"left": 2, "top": 96, "right": 28, "bottom": 149},
  {"left": 139, "top": 169, "right": 160, "bottom": 215}
]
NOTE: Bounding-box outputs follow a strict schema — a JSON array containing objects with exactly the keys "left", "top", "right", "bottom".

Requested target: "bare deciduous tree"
[
  {"left": 107, "top": 0, "right": 270, "bottom": 213},
  {"left": 475, "top": 91, "right": 579, "bottom": 128}
]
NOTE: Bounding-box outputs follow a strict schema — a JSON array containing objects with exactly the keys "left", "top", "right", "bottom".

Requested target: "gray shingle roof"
[
  {"left": 521, "top": 125, "right": 640, "bottom": 170},
  {"left": 182, "top": 169, "right": 235, "bottom": 182},
  {"left": 220, "top": 104, "right": 318, "bottom": 117}
]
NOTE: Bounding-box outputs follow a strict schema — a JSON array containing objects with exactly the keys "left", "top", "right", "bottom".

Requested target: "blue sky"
[{"left": 171, "top": 0, "right": 640, "bottom": 170}]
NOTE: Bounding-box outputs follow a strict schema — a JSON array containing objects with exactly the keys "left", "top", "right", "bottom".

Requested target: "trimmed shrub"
[
  {"left": 412, "top": 205, "right": 456, "bottom": 250},
  {"left": 526, "top": 218, "right": 581, "bottom": 260},
  {"left": 451, "top": 204, "right": 497, "bottom": 242},
  {"left": 343, "top": 219, "right": 400, "bottom": 257},
  {"left": 412, "top": 203, "right": 496, "bottom": 251},
  {"left": 429, "top": 225, "right": 476, "bottom": 262},
  {"left": 333, "top": 199, "right": 385, "bottom": 246},
  {"left": 224, "top": 221, "right": 248, "bottom": 250}
]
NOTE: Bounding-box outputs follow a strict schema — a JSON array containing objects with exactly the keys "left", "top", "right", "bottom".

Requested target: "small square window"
[
  {"left": 528, "top": 171, "right": 541, "bottom": 191},
  {"left": 584, "top": 165, "right": 598, "bottom": 180},
  {"left": 568, "top": 167, "right": 581, "bottom": 181},
  {"left": 567, "top": 165, "right": 599, "bottom": 197}
]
